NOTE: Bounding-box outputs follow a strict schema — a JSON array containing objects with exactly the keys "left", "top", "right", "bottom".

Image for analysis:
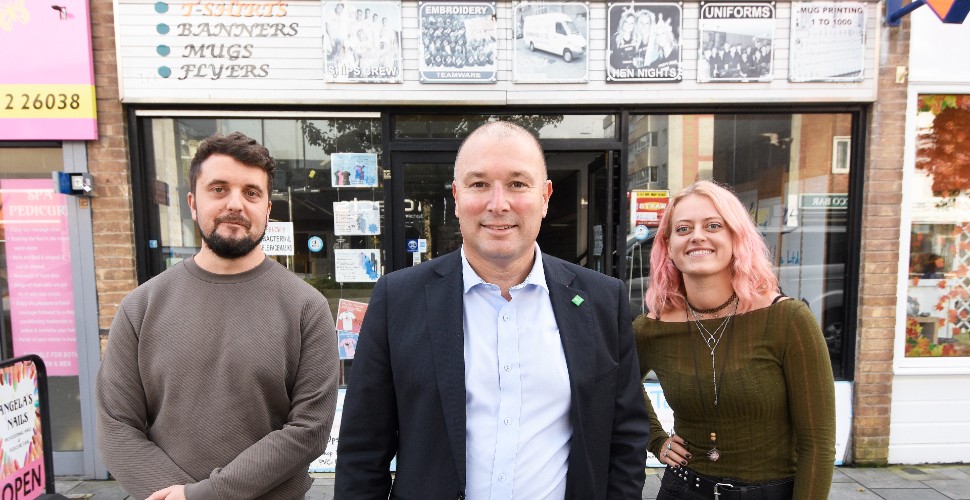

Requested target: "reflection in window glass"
[
  {"left": 144, "top": 117, "right": 383, "bottom": 384},
  {"left": 625, "top": 113, "right": 853, "bottom": 377},
  {"left": 395, "top": 114, "right": 616, "bottom": 139},
  {"left": 904, "top": 95, "right": 970, "bottom": 358}
]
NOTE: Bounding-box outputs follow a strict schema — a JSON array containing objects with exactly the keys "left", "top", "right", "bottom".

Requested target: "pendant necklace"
[{"left": 687, "top": 295, "right": 738, "bottom": 462}]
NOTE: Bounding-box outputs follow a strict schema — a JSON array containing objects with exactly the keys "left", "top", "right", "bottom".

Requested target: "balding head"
[{"left": 455, "top": 122, "right": 547, "bottom": 180}]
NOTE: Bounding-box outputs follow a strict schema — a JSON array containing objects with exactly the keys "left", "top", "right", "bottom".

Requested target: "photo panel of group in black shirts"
[{"left": 697, "top": 1, "right": 776, "bottom": 83}]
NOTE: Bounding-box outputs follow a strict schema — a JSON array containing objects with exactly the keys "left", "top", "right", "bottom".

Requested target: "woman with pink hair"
[{"left": 634, "top": 180, "right": 835, "bottom": 499}]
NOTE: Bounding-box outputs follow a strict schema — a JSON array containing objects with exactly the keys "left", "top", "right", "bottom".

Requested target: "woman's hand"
[{"left": 660, "top": 433, "right": 691, "bottom": 468}]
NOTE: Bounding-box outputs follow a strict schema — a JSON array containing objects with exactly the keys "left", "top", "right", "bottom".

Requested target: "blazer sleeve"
[
  {"left": 607, "top": 280, "right": 652, "bottom": 498},
  {"left": 334, "top": 276, "right": 398, "bottom": 500}
]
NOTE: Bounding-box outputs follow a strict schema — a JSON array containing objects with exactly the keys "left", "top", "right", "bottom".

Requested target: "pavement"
[{"left": 54, "top": 465, "right": 970, "bottom": 499}]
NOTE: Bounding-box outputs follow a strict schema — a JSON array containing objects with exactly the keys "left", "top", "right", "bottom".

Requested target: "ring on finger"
[
  {"left": 666, "top": 442, "right": 672, "bottom": 450},
  {"left": 663, "top": 450, "right": 668, "bottom": 458}
]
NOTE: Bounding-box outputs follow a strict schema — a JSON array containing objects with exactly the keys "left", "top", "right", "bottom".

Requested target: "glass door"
[{"left": 390, "top": 151, "right": 616, "bottom": 275}]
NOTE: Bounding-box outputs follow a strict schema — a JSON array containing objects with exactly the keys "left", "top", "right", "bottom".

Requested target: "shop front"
[
  {"left": 111, "top": 0, "right": 880, "bottom": 469},
  {"left": 0, "top": 0, "right": 104, "bottom": 478},
  {"left": 890, "top": 6, "right": 970, "bottom": 463}
]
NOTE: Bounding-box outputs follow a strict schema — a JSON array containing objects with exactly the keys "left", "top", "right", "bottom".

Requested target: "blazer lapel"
[
  {"left": 425, "top": 252, "right": 467, "bottom": 488},
  {"left": 544, "top": 256, "right": 594, "bottom": 385},
  {"left": 544, "top": 256, "right": 596, "bottom": 498}
]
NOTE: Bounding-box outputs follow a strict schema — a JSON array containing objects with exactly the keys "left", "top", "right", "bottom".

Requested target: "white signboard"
[
  {"left": 698, "top": 2, "right": 775, "bottom": 83},
  {"left": 789, "top": 2, "right": 866, "bottom": 82},
  {"left": 261, "top": 221, "right": 294, "bottom": 256}
]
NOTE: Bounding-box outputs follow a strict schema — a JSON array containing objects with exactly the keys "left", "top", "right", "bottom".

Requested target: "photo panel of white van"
[{"left": 513, "top": 2, "right": 589, "bottom": 83}]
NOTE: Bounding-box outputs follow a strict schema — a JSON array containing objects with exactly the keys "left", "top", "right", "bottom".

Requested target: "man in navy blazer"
[{"left": 335, "top": 122, "right": 649, "bottom": 499}]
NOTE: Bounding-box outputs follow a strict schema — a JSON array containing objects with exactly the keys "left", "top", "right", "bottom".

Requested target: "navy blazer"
[{"left": 335, "top": 250, "right": 649, "bottom": 499}]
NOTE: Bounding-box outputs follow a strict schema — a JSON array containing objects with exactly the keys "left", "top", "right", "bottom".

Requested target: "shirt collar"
[{"left": 460, "top": 243, "right": 549, "bottom": 294}]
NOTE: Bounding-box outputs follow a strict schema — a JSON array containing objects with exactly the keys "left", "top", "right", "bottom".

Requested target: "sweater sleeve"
[
  {"left": 783, "top": 302, "right": 836, "bottom": 500},
  {"left": 184, "top": 298, "right": 340, "bottom": 500},
  {"left": 632, "top": 315, "right": 671, "bottom": 460},
  {"left": 96, "top": 306, "right": 196, "bottom": 499}
]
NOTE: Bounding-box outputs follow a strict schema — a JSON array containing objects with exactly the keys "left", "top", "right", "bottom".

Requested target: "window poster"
[
  {"left": 333, "top": 200, "right": 381, "bottom": 235},
  {"left": 334, "top": 249, "right": 381, "bottom": 282},
  {"left": 322, "top": 1, "right": 402, "bottom": 83},
  {"left": 331, "top": 153, "right": 378, "bottom": 188},
  {"left": 904, "top": 94, "right": 970, "bottom": 358},
  {"left": 512, "top": 2, "right": 590, "bottom": 83},
  {"left": 607, "top": 3, "right": 682, "bottom": 82},
  {"left": 336, "top": 299, "right": 368, "bottom": 359},
  {"left": 789, "top": 2, "right": 866, "bottom": 82},
  {"left": 697, "top": 2, "right": 775, "bottom": 83},
  {"left": 0, "top": 179, "right": 78, "bottom": 376},
  {"left": 0, "top": 358, "right": 46, "bottom": 498},
  {"left": 419, "top": 2, "right": 498, "bottom": 83},
  {"left": 260, "top": 221, "right": 294, "bottom": 256}
]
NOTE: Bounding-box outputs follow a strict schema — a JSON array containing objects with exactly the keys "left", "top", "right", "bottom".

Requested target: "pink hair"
[{"left": 644, "top": 180, "right": 778, "bottom": 315}]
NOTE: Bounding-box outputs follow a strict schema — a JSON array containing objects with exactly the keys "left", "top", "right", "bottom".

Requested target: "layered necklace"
[{"left": 686, "top": 292, "right": 738, "bottom": 462}]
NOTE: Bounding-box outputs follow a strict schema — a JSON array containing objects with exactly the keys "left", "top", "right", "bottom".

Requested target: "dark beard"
[{"left": 200, "top": 226, "right": 265, "bottom": 259}]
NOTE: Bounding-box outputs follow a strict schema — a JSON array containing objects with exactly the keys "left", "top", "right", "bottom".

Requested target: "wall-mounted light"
[{"left": 51, "top": 5, "right": 67, "bottom": 19}]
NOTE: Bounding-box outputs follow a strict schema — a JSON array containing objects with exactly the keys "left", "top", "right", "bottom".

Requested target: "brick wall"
[
  {"left": 88, "top": 0, "right": 137, "bottom": 351},
  {"left": 852, "top": 5, "right": 909, "bottom": 465}
]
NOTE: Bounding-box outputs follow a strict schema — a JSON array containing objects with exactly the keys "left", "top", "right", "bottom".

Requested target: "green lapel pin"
[{"left": 571, "top": 295, "right": 584, "bottom": 306}]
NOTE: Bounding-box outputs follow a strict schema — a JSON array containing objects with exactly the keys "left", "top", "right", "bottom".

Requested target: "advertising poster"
[
  {"left": 331, "top": 153, "right": 378, "bottom": 188},
  {"left": 419, "top": 3, "right": 497, "bottom": 83},
  {"left": 513, "top": 2, "right": 589, "bottom": 83},
  {"left": 334, "top": 249, "right": 381, "bottom": 282},
  {"left": 0, "top": 179, "right": 78, "bottom": 376},
  {"left": 698, "top": 2, "right": 775, "bottom": 83},
  {"left": 789, "top": 2, "right": 866, "bottom": 82},
  {"left": 630, "top": 190, "right": 669, "bottom": 228},
  {"left": 333, "top": 200, "right": 381, "bottom": 235},
  {"left": 0, "top": 359, "right": 46, "bottom": 498},
  {"left": 322, "top": 1, "right": 402, "bottom": 83},
  {"left": 607, "top": 3, "right": 682, "bottom": 82},
  {"left": 336, "top": 299, "right": 368, "bottom": 359},
  {"left": 260, "top": 221, "right": 294, "bottom": 256}
]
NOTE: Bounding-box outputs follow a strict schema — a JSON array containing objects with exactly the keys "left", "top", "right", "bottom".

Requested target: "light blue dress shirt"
[{"left": 461, "top": 245, "right": 572, "bottom": 500}]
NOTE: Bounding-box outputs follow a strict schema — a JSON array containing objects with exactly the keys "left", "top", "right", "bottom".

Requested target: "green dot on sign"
[
  {"left": 156, "top": 23, "right": 169, "bottom": 34},
  {"left": 157, "top": 45, "right": 170, "bottom": 56},
  {"left": 154, "top": 2, "right": 168, "bottom": 13},
  {"left": 158, "top": 66, "right": 171, "bottom": 78}
]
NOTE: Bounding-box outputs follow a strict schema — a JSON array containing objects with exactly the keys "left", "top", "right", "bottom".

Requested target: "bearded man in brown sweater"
[{"left": 96, "top": 132, "right": 339, "bottom": 500}]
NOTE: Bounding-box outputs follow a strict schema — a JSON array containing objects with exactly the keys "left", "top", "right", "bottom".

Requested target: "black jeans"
[{"left": 657, "top": 465, "right": 795, "bottom": 500}]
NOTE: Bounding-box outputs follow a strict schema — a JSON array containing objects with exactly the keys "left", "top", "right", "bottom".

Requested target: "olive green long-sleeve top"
[{"left": 633, "top": 299, "right": 835, "bottom": 500}]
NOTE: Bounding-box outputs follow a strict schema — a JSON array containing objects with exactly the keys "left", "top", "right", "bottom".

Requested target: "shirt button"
[
  {"left": 502, "top": 314, "right": 510, "bottom": 321},
  {"left": 504, "top": 418, "right": 512, "bottom": 426},
  {"left": 498, "top": 474, "right": 507, "bottom": 482},
  {"left": 504, "top": 364, "right": 511, "bottom": 372}
]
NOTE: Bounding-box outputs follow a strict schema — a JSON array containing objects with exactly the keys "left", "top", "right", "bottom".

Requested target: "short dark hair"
[{"left": 189, "top": 132, "right": 276, "bottom": 193}]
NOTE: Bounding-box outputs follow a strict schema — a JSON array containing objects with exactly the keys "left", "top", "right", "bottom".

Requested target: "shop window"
[
  {"left": 625, "top": 113, "right": 854, "bottom": 378},
  {"left": 904, "top": 95, "right": 970, "bottom": 358},
  {"left": 394, "top": 114, "right": 616, "bottom": 139},
  {"left": 140, "top": 117, "right": 383, "bottom": 384}
]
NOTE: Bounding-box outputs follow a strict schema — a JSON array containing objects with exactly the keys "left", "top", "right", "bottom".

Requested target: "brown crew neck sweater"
[
  {"left": 97, "top": 257, "right": 338, "bottom": 500},
  {"left": 633, "top": 299, "right": 836, "bottom": 500}
]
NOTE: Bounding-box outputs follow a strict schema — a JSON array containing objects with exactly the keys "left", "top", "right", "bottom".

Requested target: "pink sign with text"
[
  {"left": 0, "top": 0, "right": 97, "bottom": 140},
  {"left": 1, "top": 179, "right": 78, "bottom": 376}
]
